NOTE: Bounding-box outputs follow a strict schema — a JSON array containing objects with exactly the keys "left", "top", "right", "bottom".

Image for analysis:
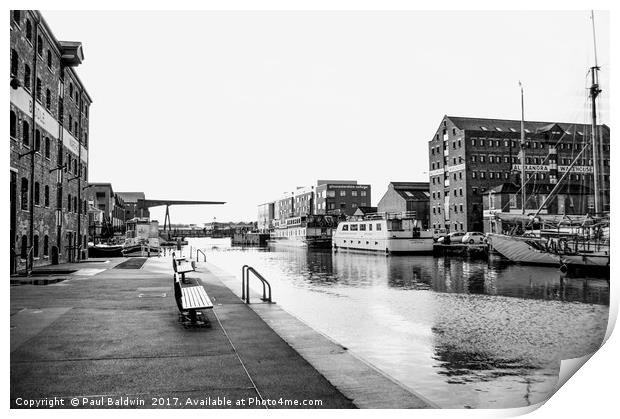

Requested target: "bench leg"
[{"left": 189, "top": 309, "right": 197, "bottom": 324}]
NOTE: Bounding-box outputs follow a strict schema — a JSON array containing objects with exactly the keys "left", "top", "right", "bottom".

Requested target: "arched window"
[
  {"left": 74, "top": 121, "right": 78, "bottom": 135},
  {"left": 47, "top": 50, "right": 52, "bottom": 68},
  {"left": 22, "top": 120, "right": 29, "bottom": 146},
  {"left": 69, "top": 83, "right": 73, "bottom": 98},
  {"left": 12, "top": 10, "right": 21, "bottom": 24},
  {"left": 45, "top": 137, "right": 50, "bottom": 158},
  {"left": 69, "top": 115, "right": 73, "bottom": 130},
  {"left": 35, "top": 129, "right": 41, "bottom": 151},
  {"left": 36, "top": 77, "right": 42, "bottom": 100},
  {"left": 20, "top": 235, "right": 28, "bottom": 259},
  {"left": 44, "top": 185, "right": 50, "bottom": 207},
  {"left": 11, "top": 49, "right": 18, "bottom": 76},
  {"left": 25, "top": 20, "right": 32, "bottom": 42},
  {"left": 37, "top": 36, "right": 43, "bottom": 56},
  {"left": 34, "top": 182, "right": 40, "bottom": 206},
  {"left": 10, "top": 111, "right": 17, "bottom": 138},
  {"left": 43, "top": 235, "right": 49, "bottom": 257},
  {"left": 73, "top": 159, "right": 77, "bottom": 174},
  {"left": 20, "top": 177, "right": 28, "bottom": 210},
  {"left": 33, "top": 235, "right": 39, "bottom": 258},
  {"left": 24, "top": 64, "right": 31, "bottom": 89},
  {"left": 46, "top": 88, "right": 51, "bottom": 109}
]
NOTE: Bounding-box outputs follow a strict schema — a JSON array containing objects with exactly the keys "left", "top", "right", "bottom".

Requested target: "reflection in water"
[{"left": 190, "top": 239, "right": 609, "bottom": 408}]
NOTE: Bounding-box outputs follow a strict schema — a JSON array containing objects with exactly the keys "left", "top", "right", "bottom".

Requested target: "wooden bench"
[
  {"left": 173, "top": 258, "right": 195, "bottom": 283},
  {"left": 173, "top": 274, "right": 212, "bottom": 326}
]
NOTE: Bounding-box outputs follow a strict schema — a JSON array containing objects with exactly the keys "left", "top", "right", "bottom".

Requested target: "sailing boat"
[{"left": 486, "top": 12, "right": 609, "bottom": 273}]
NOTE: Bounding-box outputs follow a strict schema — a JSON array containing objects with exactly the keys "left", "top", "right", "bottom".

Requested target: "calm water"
[{"left": 187, "top": 238, "right": 609, "bottom": 408}]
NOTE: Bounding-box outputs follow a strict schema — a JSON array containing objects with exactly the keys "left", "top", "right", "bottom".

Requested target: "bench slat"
[{"left": 180, "top": 286, "right": 213, "bottom": 310}]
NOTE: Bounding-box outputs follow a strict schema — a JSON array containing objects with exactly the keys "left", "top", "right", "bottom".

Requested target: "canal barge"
[
  {"left": 332, "top": 211, "right": 434, "bottom": 254},
  {"left": 122, "top": 217, "right": 161, "bottom": 256},
  {"left": 270, "top": 214, "right": 337, "bottom": 249}
]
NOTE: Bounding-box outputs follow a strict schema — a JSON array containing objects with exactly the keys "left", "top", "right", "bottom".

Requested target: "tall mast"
[
  {"left": 519, "top": 81, "right": 526, "bottom": 214},
  {"left": 590, "top": 11, "right": 602, "bottom": 214}
]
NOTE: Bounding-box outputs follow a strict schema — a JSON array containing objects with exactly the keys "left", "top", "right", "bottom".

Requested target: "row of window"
[
  {"left": 16, "top": 233, "right": 88, "bottom": 260},
  {"left": 19, "top": 177, "right": 87, "bottom": 214},
  {"left": 432, "top": 204, "right": 464, "bottom": 215},
  {"left": 341, "top": 223, "right": 382, "bottom": 232},
  {"left": 432, "top": 223, "right": 465, "bottom": 232}
]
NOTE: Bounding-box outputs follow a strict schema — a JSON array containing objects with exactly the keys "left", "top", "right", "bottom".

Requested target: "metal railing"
[
  {"left": 241, "top": 265, "right": 273, "bottom": 304},
  {"left": 196, "top": 249, "right": 206, "bottom": 262}
]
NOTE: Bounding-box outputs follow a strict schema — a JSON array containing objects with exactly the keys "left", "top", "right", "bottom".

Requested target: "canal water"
[{"left": 186, "top": 238, "right": 609, "bottom": 409}]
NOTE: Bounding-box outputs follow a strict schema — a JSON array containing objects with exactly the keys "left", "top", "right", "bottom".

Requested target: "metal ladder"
[{"left": 241, "top": 265, "right": 274, "bottom": 304}]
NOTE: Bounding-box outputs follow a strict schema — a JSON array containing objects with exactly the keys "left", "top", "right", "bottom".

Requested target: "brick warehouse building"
[
  {"left": 428, "top": 116, "right": 610, "bottom": 233},
  {"left": 10, "top": 10, "right": 92, "bottom": 273}
]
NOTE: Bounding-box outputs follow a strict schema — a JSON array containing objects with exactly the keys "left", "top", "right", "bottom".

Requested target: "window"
[
  {"left": 351, "top": 191, "right": 357, "bottom": 197},
  {"left": 36, "top": 77, "right": 42, "bottom": 101},
  {"left": 376, "top": 224, "right": 382, "bottom": 231},
  {"left": 342, "top": 224, "right": 349, "bottom": 231},
  {"left": 480, "top": 155, "right": 485, "bottom": 162},
  {"left": 44, "top": 137, "right": 50, "bottom": 158},
  {"left": 11, "top": 49, "right": 18, "bottom": 76},
  {"left": 74, "top": 196, "right": 78, "bottom": 212},
  {"left": 471, "top": 139, "right": 476, "bottom": 146},
  {"left": 361, "top": 191, "right": 366, "bottom": 197},
  {"left": 22, "top": 121, "right": 30, "bottom": 146},
  {"left": 480, "top": 172, "right": 486, "bottom": 179},
  {"left": 43, "top": 235, "right": 49, "bottom": 257},
  {"left": 35, "top": 129, "right": 40, "bottom": 151},
  {"left": 37, "top": 36, "right": 43, "bottom": 56},
  {"left": 472, "top": 187, "right": 478, "bottom": 194},
  {"left": 68, "top": 194, "right": 72, "bottom": 212},
  {"left": 69, "top": 83, "right": 74, "bottom": 98},
  {"left": 472, "top": 171, "right": 477, "bottom": 179},
  {"left": 350, "top": 224, "right": 358, "bottom": 231},
  {"left": 360, "top": 224, "right": 366, "bottom": 231},
  {"left": 10, "top": 111, "right": 17, "bottom": 138},
  {"left": 21, "top": 177, "right": 28, "bottom": 210},
  {"left": 44, "top": 185, "right": 50, "bottom": 207},
  {"left": 454, "top": 189, "right": 457, "bottom": 197},
  {"left": 46, "top": 88, "right": 51, "bottom": 109},
  {"left": 432, "top": 207, "right": 436, "bottom": 214},
  {"left": 471, "top": 155, "right": 477, "bottom": 162},
  {"left": 480, "top": 126, "right": 488, "bottom": 131},
  {"left": 74, "top": 121, "right": 78, "bottom": 135},
  {"left": 21, "top": 236, "right": 28, "bottom": 259},
  {"left": 12, "top": 10, "right": 21, "bottom": 24},
  {"left": 459, "top": 188, "right": 463, "bottom": 196},
  {"left": 460, "top": 204, "right": 463, "bottom": 212},
  {"left": 24, "top": 64, "right": 31, "bottom": 89},
  {"left": 34, "top": 182, "right": 40, "bottom": 206},
  {"left": 340, "top": 190, "right": 346, "bottom": 197},
  {"left": 480, "top": 139, "right": 485, "bottom": 146},
  {"left": 489, "top": 172, "right": 494, "bottom": 179},
  {"left": 33, "top": 235, "right": 39, "bottom": 258},
  {"left": 47, "top": 50, "right": 52, "bottom": 68},
  {"left": 26, "top": 20, "right": 32, "bottom": 42}
]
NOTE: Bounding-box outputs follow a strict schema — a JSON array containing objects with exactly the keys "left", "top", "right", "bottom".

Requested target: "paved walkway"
[{"left": 10, "top": 256, "right": 433, "bottom": 409}]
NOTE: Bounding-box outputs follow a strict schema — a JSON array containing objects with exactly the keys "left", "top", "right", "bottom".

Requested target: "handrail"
[
  {"left": 196, "top": 248, "right": 206, "bottom": 262},
  {"left": 241, "top": 265, "right": 273, "bottom": 304}
]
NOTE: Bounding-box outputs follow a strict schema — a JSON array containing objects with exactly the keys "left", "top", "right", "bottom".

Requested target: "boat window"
[
  {"left": 350, "top": 224, "right": 358, "bottom": 231},
  {"left": 360, "top": 224, "right": 366, "bottom": 231},
  {"left": 369, "top": 224, "right": 373, "bottom": 231},
  {"left": 376, "top": 224, "right": 382, "bottom": 231},
  {"left": 342, "top": 224, "right": 349, "bottom": 231}
]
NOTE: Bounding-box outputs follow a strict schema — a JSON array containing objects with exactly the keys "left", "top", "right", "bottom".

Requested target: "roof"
[
  {"left": 390, "top": 182, "right": 429, "bottom": 191},
  {"left": 445, "top": 116, "right": 608, "bottom": 134},
  {"left": 116, "top": 192, "right": 146, "bottom": 203},
  {"left": 317, "top": 180, "right": 358, "bottom": 186},
  {"left": 354, "top": 206, "right": 377, "bottom": 214}
]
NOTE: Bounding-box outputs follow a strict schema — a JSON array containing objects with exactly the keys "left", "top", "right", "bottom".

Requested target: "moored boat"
[
  {"left": 270, "top": 214, "right": 337, "bottom": 248},
  {"left": 122, "top": 217, "right": 161, "bottom": 256},
  {"left": 333, "top": 211, "right": 434, "bottom": 254}
]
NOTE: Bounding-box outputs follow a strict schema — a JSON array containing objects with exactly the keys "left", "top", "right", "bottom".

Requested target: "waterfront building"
[
  {"left": 351, "top": 206, "right": 378, "bottom": 220},
  {"left": 87, "top": 183, "right": 126, "bottom": 237},
  {"left": 116, "top": 192, "right": 149, "bottom": 220},
  {"left": 428, "top": 116, "right": 610, "bottom": 233},
  {"left": 10, "top": 10, "right": 92, "bottom": 271},
  {"left": 377, "top": 182, "right": 431, "bottom": 228},
  {"left": 314, "top": 180, "right": 371, "bottom": 217},
  {"left": 257, "top": 201, "right": 275, "bottom": 232}
]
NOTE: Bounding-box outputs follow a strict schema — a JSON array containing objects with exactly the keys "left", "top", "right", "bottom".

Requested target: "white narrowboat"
[
  {"left": 122, "top": 217, "right": 161, "bottom": 256},
  {"left": 270, "top": 215, "right": 337, "bottom": 248},
  {"left": 333, "top": 212, "right": 434, "bottom": 254}
]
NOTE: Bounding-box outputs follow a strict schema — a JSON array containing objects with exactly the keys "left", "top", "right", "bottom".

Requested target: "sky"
[{"left": 41, "top": 10, "right": 610, "bottom": 224}]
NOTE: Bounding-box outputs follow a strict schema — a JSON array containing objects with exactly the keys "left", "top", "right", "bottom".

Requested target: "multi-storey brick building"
[
  {"left": 10, "top": 10, "right": 92, "bottom": 272},
  {"left": 314, "top": 180, "right": 371, "bottom": 217},
  {"left": 428, "top": 116, "right": 610, "bottom": 233}
]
